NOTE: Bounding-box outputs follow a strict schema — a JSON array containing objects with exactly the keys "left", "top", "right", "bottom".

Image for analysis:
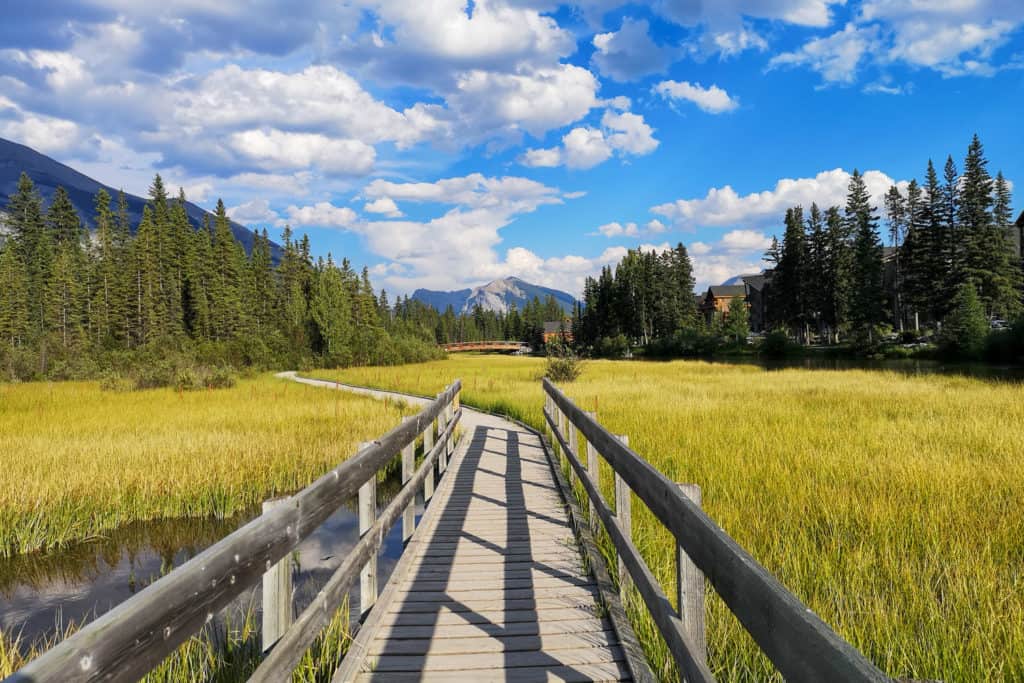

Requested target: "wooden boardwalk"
[{"left": 335, "top": 407, "right": 632, "bottom": 682}]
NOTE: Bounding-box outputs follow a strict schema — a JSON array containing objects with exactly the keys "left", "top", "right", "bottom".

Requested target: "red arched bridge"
[{"left": 442, "top": 340, "right": 529, "bottom": 353}]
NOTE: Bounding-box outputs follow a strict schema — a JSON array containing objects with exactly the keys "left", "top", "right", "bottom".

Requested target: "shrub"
[
  {"left": 594, "top": 334, "right": 629, "bottom": 359},
  {"left": 545, "top": 342, "right": 582, "bottom": 383},
  {"left": 758, "top": 331, "right": 799, "bottom": 358}
]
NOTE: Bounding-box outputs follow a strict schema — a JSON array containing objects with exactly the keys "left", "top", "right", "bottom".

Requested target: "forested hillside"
[{"left": 0, "top": 173, "right": 445, "bottom": 382}]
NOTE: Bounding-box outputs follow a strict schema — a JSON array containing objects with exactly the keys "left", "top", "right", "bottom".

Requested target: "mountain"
[
  {"left": 0, "top": 137, "right": 279, "bottom": 258},
  {"left": 413, "top": 277, "right": 576, "bottom": 315}
]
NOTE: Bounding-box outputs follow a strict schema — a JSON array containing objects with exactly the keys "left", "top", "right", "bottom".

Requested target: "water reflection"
[{"left": 0, "top": 465, "right": 421, "bottom": 649}]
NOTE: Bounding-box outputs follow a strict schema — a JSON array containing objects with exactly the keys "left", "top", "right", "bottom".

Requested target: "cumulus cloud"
[
  {"left": 654, "top": 80, "right": 739, "bottom": 113},
  {"left": 653, "top": 0, "right": 843, "bottom": 28},
  {"left": 768, "top": 23, "right": 881, "bottom": 84},
  {"left": 227, "top": 198, "right": 279, "bottom": 224},
  {"left": 519, "top": 108, "right": 658, "bottom": 170},
  {"left": 228, "top": 129, "right": 376, "bottom": 175},
  {"left": 591, "top": 217, "right": 669, "bottom": 239},
  {"left": 363, "top": 197, "right": 403, "bottom": 217},
  {"left": 280, "top": 202, "right": 359, "bottom": 229},
  {"left": 651, "top": 168, "right": 907, "bottom": 230},
  {"left": 591, "top": 17, "right": 674, "bottom": 82},
  {"left": 720, "top": 229, "right": 772, "bottom": 251}
]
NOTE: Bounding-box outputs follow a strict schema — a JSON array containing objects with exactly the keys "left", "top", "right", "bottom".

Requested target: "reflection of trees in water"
[{"left": 0, "top": 463, "right": 407, "bottom": 597}]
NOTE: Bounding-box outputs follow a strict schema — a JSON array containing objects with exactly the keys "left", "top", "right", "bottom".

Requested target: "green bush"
[
  {"left": 759, "top": 330, "right": 800, "bottom": 359},
  {"left": 545, "top": 342, "right": 582, "bottom": 382}
]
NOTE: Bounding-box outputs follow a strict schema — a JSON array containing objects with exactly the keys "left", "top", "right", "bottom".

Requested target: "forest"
[{"left": 570, "top": 134, "right": 1024, "bottom": 360}]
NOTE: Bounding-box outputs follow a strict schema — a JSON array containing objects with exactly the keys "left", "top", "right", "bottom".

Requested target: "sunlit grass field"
[
  {"left": 317, "top": 355, "right": 1024, "bottom": 682},
  {"left": 0, "top": 374, "right": 413, "bottom": 557}
]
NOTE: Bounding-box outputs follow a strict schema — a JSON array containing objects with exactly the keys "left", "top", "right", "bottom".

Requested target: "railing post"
[
  {"left": 567, "top": 410, "right": 578, "bottom": 488},
  {"left": 614, "top": 434, "right": 632, "bottom": 598},
  {"left": 261, "top": 498, "right": 293, "bottom": 653},
  {"left": 677, "top": 483, "right": 707, "bottom": 666},
  {"left": 358, "top": 441, "right": 377, "bottom": 618},
  {"left": 423, "top": 415, "right": 435, "bottom": 502},
  {"left": 584, "top": 411, "right": 599, "bottom": 531},
  {"left": 438, "top": 386, "right": 449, "bottom": 473},
  {"left": 401, "top": 417, "right": 415, "bottom": 544}
]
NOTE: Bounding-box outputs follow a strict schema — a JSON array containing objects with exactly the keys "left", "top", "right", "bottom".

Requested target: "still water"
[{"left": 0, "top": 471, "right": 421, "bottom": 648}]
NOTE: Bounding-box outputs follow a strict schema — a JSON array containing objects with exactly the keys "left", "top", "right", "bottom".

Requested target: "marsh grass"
[
  {"left": 317, "top": 355, "right": 1024, "bottom": 682},
  {"left": 0, "top": 597, "right": 352, "bottom": 681},
  {"left": 0, "top": 374, "right": 415, "bottom": 557}
]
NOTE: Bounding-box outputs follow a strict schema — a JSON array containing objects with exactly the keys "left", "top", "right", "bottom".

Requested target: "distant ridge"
[
  {"left": 413, "top": 276, "right": 575, "bottom": 315},
  {"left": 0, "top": 137, "right": 279, "bottom": 257}
]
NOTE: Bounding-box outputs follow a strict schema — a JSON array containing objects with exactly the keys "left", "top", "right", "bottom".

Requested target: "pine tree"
[
  {"left": 804, "top": 203, "right": 828, "bottom": 336},
  {"left": 91, "top": 189, "right": 118, "bottom": 346},
  {"left": 942, "top": 155, "right": 961, "bottom": 286},
  {"left": 922, "top": 160, "right": 949, "bottom": 322},
  {"left": 822, "top": 206, "right": 851, "bottom": 341},
  {"left": 46, "top": 187, "right": 82, "bottom": 247},
  {"left": 884, "top": 185, "right": 907, "bottom": 330},
  {"left": 311, "top": 256, "right": 353, "bottom": 363},
  {"left": 209, "top": 199, "right": 242, "bottom": 340},
  {"left": 0, "top": 243, "right": 29, "bottom": 347},
  {"left": 770, "top": 206, "right": 807, "bottom": 339},
  {"left": 7, "top": 174, "right": 51, "bottom": 341},
  {"left": 846, "top": 170, "right": 885, "bottom": 341},
  {"left": 900, "top": 180, "right": 927, "bottom": 330}
]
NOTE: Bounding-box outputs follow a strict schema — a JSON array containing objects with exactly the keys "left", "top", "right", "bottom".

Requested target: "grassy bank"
[
  {"left": 315, "top": 355, "right": 1024, "bottom": 682},
  {"left": 0, "top": 373, "right": 413, "bottom": 557}
]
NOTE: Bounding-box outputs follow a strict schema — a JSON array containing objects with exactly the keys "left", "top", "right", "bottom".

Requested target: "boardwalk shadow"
[{"left": 357, "top": 423, "right": 618, "bottom": 681}]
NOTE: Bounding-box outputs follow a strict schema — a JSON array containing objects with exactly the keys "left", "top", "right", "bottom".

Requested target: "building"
[
  {"left": 741, "top": 272, "right": 770, "bottom": 333},
  {"left": 543, "top": 320, "right": 573, "bottom": 344},
  {"left": 698, "top": 285, "right": 747, "bottom": 326},
  {"left": 1012, "top": 211, "right": 1024, "bottom": 262}
]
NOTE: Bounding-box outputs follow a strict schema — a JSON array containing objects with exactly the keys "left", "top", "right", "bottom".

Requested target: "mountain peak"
[{"left": 412, "top": 277, "right": 575, "bottom": 315}]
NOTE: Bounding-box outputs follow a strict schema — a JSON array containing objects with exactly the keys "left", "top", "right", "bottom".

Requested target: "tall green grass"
[
  {"left": 316, "top": 355, "right": 1024, "bottom": 682},
  {"left": 0, "top": 374, "right": 414, "bottom": 557}
]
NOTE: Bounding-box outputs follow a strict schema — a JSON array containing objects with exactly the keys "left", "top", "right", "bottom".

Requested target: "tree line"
[
  {"left": 765, "top": 134, "right": 1020, "bottom": 345},
  {"left": 0, "top": 173, "right": 449, "bottom": 382}
]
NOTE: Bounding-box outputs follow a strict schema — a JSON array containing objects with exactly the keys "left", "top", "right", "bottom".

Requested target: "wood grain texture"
[{"left": 336, "top": 406, "right": 635, "bottom": 682}]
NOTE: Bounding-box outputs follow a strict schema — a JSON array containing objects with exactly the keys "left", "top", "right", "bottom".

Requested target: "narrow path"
[{"left": 278, "top": 372, "right": 632, "bottom": 682}]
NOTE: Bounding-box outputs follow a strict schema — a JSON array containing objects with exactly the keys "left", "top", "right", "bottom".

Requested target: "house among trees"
[
  {"left": 698, "top": 285, "right": 746, "bottom": 326},
  {"left": 741, "top": 273, "right": 770, "bottom": 333},
  {"left": 543, "top": 320, "right": 572, "bottom": 344}
]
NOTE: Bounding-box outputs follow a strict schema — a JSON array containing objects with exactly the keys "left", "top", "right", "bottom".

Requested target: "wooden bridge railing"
[
  {"left": 9, "top": 380, "right": 463, "bottom": 683},
  {"left": 442, "top": 340, "right": 527, "bottom": 352},
  {"left": 542, "top": 378, "right": 889, "bottom": 683}
]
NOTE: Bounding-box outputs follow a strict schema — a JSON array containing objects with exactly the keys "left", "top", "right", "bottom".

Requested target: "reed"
[
  {"left": 0, "top": 374, "right": 413, "bottom": 557},
  {"left": 316, "top": 355, "right": 1024, "bottom": 682}
]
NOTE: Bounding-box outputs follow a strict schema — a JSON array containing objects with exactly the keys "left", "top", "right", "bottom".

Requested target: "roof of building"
[
  {"left": 741, "top": 274, "right": 766, "bottom": 291},
  {"left": 708, "top": 285, "right": 747, "bottom": 298},
  {"left": 543, "top": 321, "right": 569, "bottom": 334},
  {"left": 1016, "top": 210, "right": 1024, "bottom": 227}
]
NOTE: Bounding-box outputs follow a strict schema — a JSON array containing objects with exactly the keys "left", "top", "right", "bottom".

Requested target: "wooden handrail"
[
  {"left": 8, "top": 380, "right": 462, "bottom": 683},
  {"left": 542, "top": 378, "right": 889, "bottom": 682}
]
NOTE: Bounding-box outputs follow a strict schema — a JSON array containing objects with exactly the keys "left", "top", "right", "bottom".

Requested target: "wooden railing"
[
  {"left": 8, "top": 380, "right": 463, "bottom": 683},
  {"left": 542, "top": 378, "right": 889, "bottom": 683}
]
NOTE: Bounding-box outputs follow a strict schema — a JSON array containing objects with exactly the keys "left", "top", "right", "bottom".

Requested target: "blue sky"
[{"left": 1, "top": 1, "right": 1022, "bottom": 295}]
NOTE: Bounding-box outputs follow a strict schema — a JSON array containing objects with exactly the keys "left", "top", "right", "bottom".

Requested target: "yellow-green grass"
[
  {"left": 1, "top": 597, "right": 352, "bottom": 681},
  {"left": 315, "top": 355, "right": 1024, "bottom": 682},
  {"left": 0, "top": 374, "right": 414, "bottom": 557}
]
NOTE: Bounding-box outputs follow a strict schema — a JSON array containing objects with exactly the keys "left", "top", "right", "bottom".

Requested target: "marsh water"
[{"left": 0, "top": 470, "right": 422, "bottom": 648}]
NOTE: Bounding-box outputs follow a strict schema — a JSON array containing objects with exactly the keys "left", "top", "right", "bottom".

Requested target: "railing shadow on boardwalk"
[{"left": 361, "top": 425, "right": 602, "bottom": 681}]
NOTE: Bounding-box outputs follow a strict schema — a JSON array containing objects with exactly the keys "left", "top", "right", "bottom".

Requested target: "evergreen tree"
[
  {"left": 884, "top": 185, "right": 907, "bottom": 330},
  {"left": 845, "top": 170, "right": 885, "bottom": 340},
  {"left": 900, "top": 180, "right": 927, "bottom": 331},
  {"left": 311, "top": 256, "right": 353, "bottom": 363},
  {"left": 940, "top": 282, "right": 988, "bottom": 359},
  {"left": 0, "top": 243, "right": 28, "bottom": 347},
  {"left": 804, "top": 203, "right": 828, "bottom": 336}
]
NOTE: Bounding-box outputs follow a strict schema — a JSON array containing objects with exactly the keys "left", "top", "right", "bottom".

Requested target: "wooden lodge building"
[
  {"left": 543, "top": 320, "right": 573, "bottom": 344},
  {"left": 697, "top": 273, "right": 770, "bottom": 332}
]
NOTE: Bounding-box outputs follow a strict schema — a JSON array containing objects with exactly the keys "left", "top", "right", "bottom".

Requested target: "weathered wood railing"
[
  {"left": 8, "top": 380, "right": 462, "bottom": 683},
  {"left": 542, "top": 378, "right": 889, "bottom": 683}
]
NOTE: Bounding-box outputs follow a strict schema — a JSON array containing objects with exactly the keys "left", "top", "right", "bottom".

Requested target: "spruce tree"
[
  {"left": 845, "top": 170, "right": 885, "bottom": 341},
  {"left": 884, "top": 185, "right": 907, "bottom": 330},
  {"left": 0, "top": 243, "right": 29, "bottom": 347}
]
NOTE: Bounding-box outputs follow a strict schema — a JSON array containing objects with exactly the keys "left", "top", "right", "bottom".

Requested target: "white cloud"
[
  {"left": 646, "top": 219, "right": 667, "bottom": 233},
  {"left": 654, "top": 80, "right": 739, "bottom": 113},
  {"left": 651, "top": 0, "right": 844, "bottom": 28},
  {"left": 228, "top": 129, "right": 376, "bottom": 175},
  {"left": 280, "top": 202, "right": 359, "bottom": 229},
  {"left": 363, "top": 197, "right": 403, "bottom": 217},
  {"left": 448, "top": 64, "right": 600, "bottom": 141},
  {"left": 652, "top": 168, "right": 907, "bottom": 230},
  {"left": 591, "top": 17, "right": 674, "bottom": 82},
  {"left": 768, "top": 23, "right": 881, "bottom": 84},
  {"left": 689, "top": 241, "right": 712, "bottom": 256},
  {"left": 593, "top": 221, "right": 640, "bottom": 238},
  {"left": 227, "top": 198, "right": 279, "bottom": 224},
  {"left": 601, "top": 110, "right": 659, "bottom": 155},
  {"left": 0, "top": 110, "right": 82, "bottom": 154},
  {"left": 562, "top": 127, "right": 614, "bottom": 169},
  {"left": 720, "top": 229, "right": 772, "bottom": 251},
  {"left": 704, "top": 26, "right": 769, "bottom": 58},
  {"left": 519, "top": 146, "right": 564, "bottom": 168},
  {"left": 519, "top": 108, "right": 658, "bottom": 170}
]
